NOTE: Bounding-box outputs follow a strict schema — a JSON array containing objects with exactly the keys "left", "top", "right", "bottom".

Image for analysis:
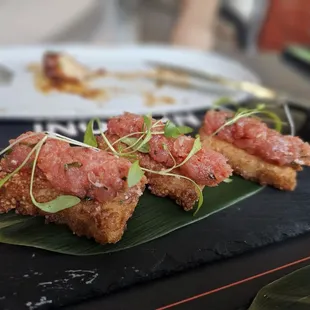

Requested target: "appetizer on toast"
[
  {"left": 97, "top": 113, "right": 232, "bottom": 210},
  {"left": 0, "top": 132, "right": 146, "bottom": 244},
  {"left": 200, "top": 110, "right": 310, "bottom": 190}
]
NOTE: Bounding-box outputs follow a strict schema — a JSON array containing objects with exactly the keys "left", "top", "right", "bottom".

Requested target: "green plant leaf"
[
  {"left": 0, "top": 176, "right": 262, "bottom": 255},
  {"left": 121, "top": 137, "right": 150, "bottom": 153},
  {"left": 143, "top": 114, "right": 152, "bottom": 130},
  {"left": 127, "top": 160, "right": 145, "bottom": 187},
  {"left": 164, "top": 121, "right": 179, "bottom": 138},
  {"left": 139, "top": 115, "right": 153, "bottom": 150},
  {"left": 178, "top": 126, "right": 193, "bottom": 135},
  {"left": 288, "top": 45, "right": 310, "bottom": 63},
  {"left": 83, "top": 119, "right": 98, "bottom": 147},
  {"left": 34, "top": 196, "right": 81, "bottom": 213},
  {"left": 213, "top": 96, "right": 233, "bottom": 107},
  {"left": 164, "top": 121, "right": 193, "bottom": 138},
  {"left": 249, "top": 264, "right": 310, "bottom": 310}
]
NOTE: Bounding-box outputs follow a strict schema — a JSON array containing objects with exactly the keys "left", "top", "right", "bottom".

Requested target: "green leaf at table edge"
[
  {"left": 288, "top": 45, "right": 310, "bottom": 63},
  {"left": 249, "top": 264, "right": 310, "bottom": 310}
]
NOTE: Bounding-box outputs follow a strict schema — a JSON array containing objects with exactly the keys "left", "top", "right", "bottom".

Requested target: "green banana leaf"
[
  {"left": 0, "top": 176, "right": 262, "bottom": 255},
  {"left": 249, "top": 264, "right": 310, "bottom": 310}
]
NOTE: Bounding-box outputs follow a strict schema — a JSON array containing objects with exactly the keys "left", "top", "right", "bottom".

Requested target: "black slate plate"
[{"left": 0, "top": 104, "right": 310, "bottom": 309}]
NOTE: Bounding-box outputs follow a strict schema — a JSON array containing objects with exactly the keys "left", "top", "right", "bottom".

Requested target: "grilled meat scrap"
[{"left": 43, "top": 52, "right": 92, "bottom": 84}]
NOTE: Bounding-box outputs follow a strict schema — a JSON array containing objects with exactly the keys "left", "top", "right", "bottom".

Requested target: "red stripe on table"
[{"left": 157, "top": 255, "right": 310, "bottom": 310}]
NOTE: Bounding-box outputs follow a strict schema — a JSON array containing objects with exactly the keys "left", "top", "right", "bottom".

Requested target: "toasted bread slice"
[
  {"left": 138, "top": 152, "right": 203, "bottom": 211},
  {"left": 0, "top": 170, "right": 146, "bottom": 244},
  {"left": 200, "top": 132, "right": 297, "bottom": 191}
]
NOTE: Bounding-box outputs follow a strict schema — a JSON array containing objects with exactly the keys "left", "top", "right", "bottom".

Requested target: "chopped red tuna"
[
  {"left": 202, "top": 110, "right": 310, "bottom": 166},
  {"left": 107, "top": 113, "right": 232, "bottom": 186},
  {"left": 1, "top": 132, "right": 131, "bottom": 203}
]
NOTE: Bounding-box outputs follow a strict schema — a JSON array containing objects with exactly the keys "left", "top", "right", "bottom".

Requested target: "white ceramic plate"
[{"left": 0, "top": 45, "right": 259, "bottom": 120}]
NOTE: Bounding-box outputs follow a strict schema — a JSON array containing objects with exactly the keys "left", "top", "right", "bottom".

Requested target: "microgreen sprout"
[
  {"left": 83, "top": 119, "right": 98, "bottom": 147},
  {"left": 127, "top": 160, "right": 145, "bottom": 187},
  {"left": 212, "top": 103, "right": 283, "bottom": 136},
  {"left": 164, "top": 120, "right": 193, "bottom": 138}
]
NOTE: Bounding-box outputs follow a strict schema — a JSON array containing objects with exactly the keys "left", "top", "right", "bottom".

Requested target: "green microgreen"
[
  {"left": 138, "top": 114, "right": 153, "bottom": 150},
  {"left": 143, "top": 114, "right": 152, "bottom": 131},
  {"left": 111, "top": 131, "right": 144, "bottom": 148},
  {"left": 107, "top": 115, "right": 154, "bottom": 156},
  {"left": 94, "top": 118, "right": 118, "bottom": 155},
  {"left": 121, "top": 137, "right": 150, "bottom": 153},
  {"left": 212, "top": 104, "right": 283, "bottom": 136},
  {"left": 127, "top": 160, "right": 145, "bottom": 187},
  {"left": 83, "top": 119, "right": 98, "bottom": 147},
  {"left": 84, "top": 118, "right": 118, "bottom": 155},
  {"left": 164, "top": 120, "right": 193, "bottom": 138}
]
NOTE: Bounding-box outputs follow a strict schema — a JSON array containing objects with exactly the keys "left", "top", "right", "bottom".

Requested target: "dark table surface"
[{"left": 66, "top": 232, "right": 310, "bottom": 310}]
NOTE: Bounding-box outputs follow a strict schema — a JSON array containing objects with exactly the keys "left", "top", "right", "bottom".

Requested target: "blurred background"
[
  {"left": 1, "top": 0, "right": 309, "bottom": 53},
  {"left": 1, "top": 0, "right": 309, "bottom": 100}
]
